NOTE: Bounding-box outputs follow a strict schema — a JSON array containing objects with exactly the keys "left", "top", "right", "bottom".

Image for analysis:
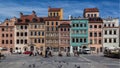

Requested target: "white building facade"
[{"left": 103, "top": 18, "right": 119, "bottom": 50}]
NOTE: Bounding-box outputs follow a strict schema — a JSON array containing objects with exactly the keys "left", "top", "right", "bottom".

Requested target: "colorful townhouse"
[
  {"left": 84, "top": 8, "right": 103, "bottom": 54},
  {"left": 0, "top": 18, "right": 16, "bottom": 53},
  {"left": 58, "top": 21, "right": 70, "bottom": 52},
  {"left": 44, "top": 7, "right": 63, "bottom": 52},
  {"left": 70, "top": 17, "right": 88, "bottom": 53},
  {"left": 103, "top": 17, "right": 119, "bottom": 50}
]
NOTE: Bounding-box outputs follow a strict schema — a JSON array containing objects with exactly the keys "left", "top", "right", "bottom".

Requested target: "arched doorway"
[
  {"left": 83, "top": 46, "right": 87, "bottom": 49},
  {"left": 10, "top": 48, "right": 13, "bottom": 53},
  {"left": 24, "top": 47, "right": 28, "bottom": 51},
  {"left": 30, "top": 46, "right": 34, "bottom": 51}
]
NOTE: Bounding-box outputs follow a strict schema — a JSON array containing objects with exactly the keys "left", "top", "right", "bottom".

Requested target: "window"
[
  {"left": 25, "top": 40, "right": 27, "bottom": 44},
  {"left": 104, "top": 24, "right": 106, "bottom": 27},
  {"left": 109, "top": 39, "right": 112, "bottom": 43},
  {"left": 90, "top": 39, "right": 92, "bottom": 44},
  {"left": 108, "top": 24, "right": 110, "bottom": 27},
  {"left": 52, "top": 27, "right": 54, "bottom": 31},
  {"left": 34, "top": 39, "right": 37, "bottom": 43},
  {"left": 61, "top": 28, "right": 63, "bottom": 31},
  {"left": 104, "top": 39, "right": 107, "bottom": 43},
  {"left": 31, "top": 32, "right": 33, "bottom": 36},
  {"left": 76, "top": 38, "right": 79, "bottom": 43},
  {"left": 68, "top": 28, "right": 70, "bottom": 31},
  {"left": 94, "top": 32, "right": 97, "bottom": 37},
  {"left": 94, "top": 14, "right": 96, "bottom": 17},
  {"left": 52, "top": 22, "right": 54, "bottom": 25},
  {"left": 72, "top": 38, "right": 75, "bottom": 43},
  {"left": 113, "top": 38, "right": 116, "bottom": 43},
  {"left": 114, "top": 30, "right": 116, "bottom": 35},
  {"left": 76, "top": 24, "right": 79, "bottom": 27},
  {"left": 17, "top": 32, "right": 19, "bottom": 36},
  {"left": 84, "top": 24, "right": 86, "bottom": 27},
  {"left": 25, "top": 32, "right": 27, "bottom": 36},
  {"left": 112, "top": 24, "right": 114, "bottom": 27},
  {"left": 91, "top": 14, "right": 93, "bottom": 17},
  {"left": 84, "top": 38, "right": 86, "bottom": 43},
  {"left": 21, "top": 32, "right": 23, "bottom": 36},
  {"left": 10, "top": 34, "right": 12, "bottom": 37},
  {"left": 34, "top": 25, "right": 37, "bottom": 29},
  {"left": 2, "top": 40, "right": 4, "bottom": 44},
  {"left": 76, "top": 30, "right": 79, "bottom": 33},
  {"left": 105, "top": 30, "right": 107, "bottom": 35},
  {"left": 17, "top": 40, "right": 19, "bottom": 44},
  {"left": 109, "top": 30, "right": 112, "bottom": 35},
  {"left": 38, "top": 32, "right": 40, "bottom": 36},
  {"left": 56, "top": 22, "right": 58, "bottom": 25},
  {"left": 73, "top": 24, "right": 75, "bottom": 27},
  {"left": 10, "top": 40, "right": 12, "bottom": 44},
  {"left": 38, "top": 39, "right": 41, "bottom": 43},
  {"left": 47, "top": 22, "right": 49, "bottom": 25},
  {"left": 99, "top": 40, "right": 101, "bottom": 44},
  {"left": 80, "top": 24, "right": 83, "bottom": 27},
  {"left": 34, "top": 32, "right": 37, "bottom": 36},
  {"left": 42, "top": 38, "right": 44, "bottom": 43},
  {"left": 64, "top": 28, "right": 66, "bottom": 31},
  {"left": 6, "top": 34, "right": 8, "bottom": 37},
  {"left": 56, "top": 27, "right": 58, "bottom": 31},
  {"left": 21, "top": 26, "right": 23, "bottom": 29},
  {"left": 2, "top": 34, "right": 4, "bottom": 37},
  {"left": 80, "top": 38, "right": 82, "bottom": 42},
  {"left": 90, "top": 32, "right": 92, "bottom": 37},
  {"left": 21, "top": 40, "right": 23, "bottom": 44},
  {"left": 6, "top": 40, "right": 8, "bottom": 44},
  {"left": 90, "top": 25, "right": 92, "bottom": 28},
  {"left": 87, "top": 14, "right": 90, "bottom": 17},
  {"left": 99, "top": 25, "right": 102, "bottom": 28},
  {"left": 99, "top": 32, "right": 101, "bottom": 37},
  {"left": 2, "top": 28, "right": 4, "bottom": 31},
  {"left": 25, "top": 26, "right": 27, "bottom": 29},
  {"left": 42, "top": 32, "right": 44, "bottom": 36},
  {"left": 94, "top": 25, "right": 97, "bottom": 28}
]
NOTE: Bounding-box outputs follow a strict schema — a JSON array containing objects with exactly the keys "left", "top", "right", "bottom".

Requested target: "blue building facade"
[{"left": 70, "top": 18, "right": 88, "bottom": 53}]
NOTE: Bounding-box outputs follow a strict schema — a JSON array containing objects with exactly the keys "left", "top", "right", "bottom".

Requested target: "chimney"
[
  {"left": 20, "top": 12, "right": 23, "bottom": 16},
  {"left": 32, "top": 11, "right": 36, "bottom": 14}
]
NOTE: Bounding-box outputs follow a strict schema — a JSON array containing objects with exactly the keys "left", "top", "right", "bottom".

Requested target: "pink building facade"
[
  {"left": 88, "top": 18, "right": 103, "bottom": 53},
  {"left": 0, "top": 18, "right": 16, "bottom": 53},
  {"left": 58, "top": 21, "right": 70, "bottom": 52}
]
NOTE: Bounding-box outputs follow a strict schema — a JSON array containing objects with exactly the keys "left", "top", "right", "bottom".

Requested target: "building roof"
[
  {"left": 84, "top": 8, "right": 99, "bottom": 12},
  {"left": 88, "top": 17, "right": 103, "bottom": 23},
  {"left": 58, "top": 22, "right": 71, "bottom": 28},
  {"left": 48, "top": 7, "right": 61, "bottom": 12},
  {"left": 15, "top": 11, "right": 45, "bottom": 25}
]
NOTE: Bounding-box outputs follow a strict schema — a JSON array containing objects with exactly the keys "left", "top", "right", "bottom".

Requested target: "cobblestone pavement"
[{"left": 0, "top": 54, "right": 119, "bottom": 68}]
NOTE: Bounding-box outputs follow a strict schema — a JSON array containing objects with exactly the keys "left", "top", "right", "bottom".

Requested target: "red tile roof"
[
  {"left": 88, "top": 17, "right": 103, "bottom": 23},
  {"left": 84, "top": 8, "right": 99, "bottom": 12},
  {"left": 48, "top": 8, "right": 61, "bottom": 12}
]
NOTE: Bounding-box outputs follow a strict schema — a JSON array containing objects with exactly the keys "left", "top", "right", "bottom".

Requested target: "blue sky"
[{"left": 0, "top": 0, "right": 119, "bottom": 22}]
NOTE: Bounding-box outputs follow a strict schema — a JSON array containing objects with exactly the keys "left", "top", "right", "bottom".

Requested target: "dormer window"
[
  {"left": 32, "top": 18, "right": 38, "bottom": 22},
  {"left": 6, "top": 23, "right": 8, "bottom": 26},
  {"left": 25, "top": 19, "right": 30, "bottom": 22}
]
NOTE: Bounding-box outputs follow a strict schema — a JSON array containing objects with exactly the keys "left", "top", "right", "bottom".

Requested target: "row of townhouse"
[{"left": 0, "top": 7, "right": 119, "bottom": 54}]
